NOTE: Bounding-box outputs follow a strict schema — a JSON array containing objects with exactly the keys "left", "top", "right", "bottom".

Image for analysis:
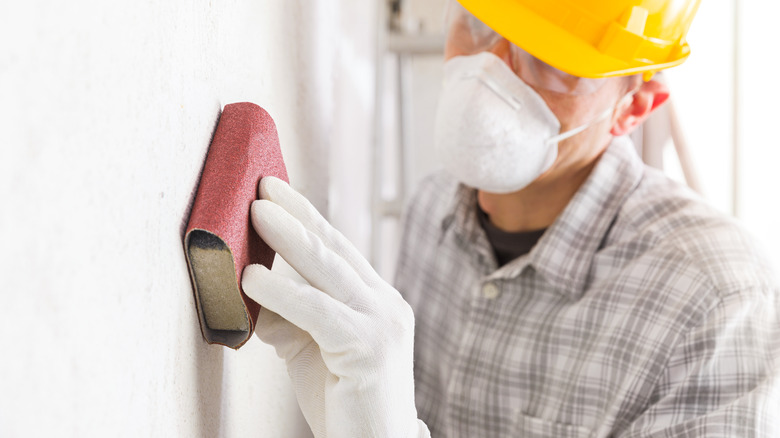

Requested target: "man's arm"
[{"left": 618, "top": 288, "right": 780, "bottom": 437}]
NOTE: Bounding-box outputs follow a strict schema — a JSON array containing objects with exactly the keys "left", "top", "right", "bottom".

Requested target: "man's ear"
[{"left": 610, "top": 79, "right": 670, "bottom": 136}]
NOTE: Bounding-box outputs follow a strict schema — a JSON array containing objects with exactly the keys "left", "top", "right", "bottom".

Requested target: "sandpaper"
[{"left": 184, "top": 102, "right": 288, "bottom": 349}]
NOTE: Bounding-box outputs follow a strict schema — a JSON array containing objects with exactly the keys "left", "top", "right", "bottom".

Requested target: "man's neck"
[{"left": 477, "top": 153, "right": 602, "bottom": 233}]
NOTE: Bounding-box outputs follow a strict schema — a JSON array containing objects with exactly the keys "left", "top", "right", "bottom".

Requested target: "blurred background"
[{"left": 1, "top": 0, "right": 777, "bottom": 436}]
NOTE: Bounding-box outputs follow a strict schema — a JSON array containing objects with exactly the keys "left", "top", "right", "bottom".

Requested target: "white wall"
[
  {"left": 663, "top": 0, "right": 735, "bottom": 214},
  {"left": 0, "top": 0, "right": 376, "bottom": 436},
  {"left": 664, "top": 0, "right": 780, "bottom": 270},
  {"left": 733, "top": 1, "right": 780, "bottom": 271}
]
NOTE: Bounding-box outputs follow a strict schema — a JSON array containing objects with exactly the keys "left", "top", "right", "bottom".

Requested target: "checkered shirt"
[{"left": 394, "top": 136, "right": 780, "bottom": 437}]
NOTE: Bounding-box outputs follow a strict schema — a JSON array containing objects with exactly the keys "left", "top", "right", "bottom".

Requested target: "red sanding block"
[{"left": 184, "top": 102, "right": 288, "bottom": 349}]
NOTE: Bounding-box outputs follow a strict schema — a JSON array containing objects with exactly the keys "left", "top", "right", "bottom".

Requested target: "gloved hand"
[{"left": 241, "top": 176, "right": 430, "bottom": 438}]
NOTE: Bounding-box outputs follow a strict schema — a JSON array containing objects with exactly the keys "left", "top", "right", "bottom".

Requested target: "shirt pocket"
[{"left": 513, "top": 413, "right": 594, "bottom": 438}]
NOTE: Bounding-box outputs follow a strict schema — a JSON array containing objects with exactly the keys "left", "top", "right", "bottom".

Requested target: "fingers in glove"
[
  {"left": 259, "top": 177, "right": 383, "bottom": 288},
  {"left": 242, "top": 264, "right": 357, "bottom": 352},
  {"left": 251, "top": 199, "right": 366, "bottom": 305},
  {"left": 254, "top": 307, "right": 315, "bottom": 363}
]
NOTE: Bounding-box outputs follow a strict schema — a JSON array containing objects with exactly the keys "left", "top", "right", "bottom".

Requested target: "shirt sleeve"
[{"left": 618, "top": 287, "right": 780, "bottom": 437}]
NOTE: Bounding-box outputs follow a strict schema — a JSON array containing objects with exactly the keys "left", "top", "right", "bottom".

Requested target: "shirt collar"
[
  {"left": 531, "top": 136, "right": 644, "bottom": 299},
  {"left": 444, "top": 183, "right": 497, "bottom": 268},
  {"left": 441, "top": 136, "right": 645, "bottom": 299}
]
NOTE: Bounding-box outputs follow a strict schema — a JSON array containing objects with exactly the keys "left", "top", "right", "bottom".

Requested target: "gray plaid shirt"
[{"left": 395, "top": 136, "right": 780, "bottom": 437}]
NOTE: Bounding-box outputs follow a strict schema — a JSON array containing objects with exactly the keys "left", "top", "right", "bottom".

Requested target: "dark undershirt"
[{"left": 477, "top": 207, "right": 547, "bottom": 267}]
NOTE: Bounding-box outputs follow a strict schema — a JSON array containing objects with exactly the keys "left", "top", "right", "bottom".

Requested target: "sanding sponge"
[{"left": 184, "top": 102, "right": 288, "bottom": 349}]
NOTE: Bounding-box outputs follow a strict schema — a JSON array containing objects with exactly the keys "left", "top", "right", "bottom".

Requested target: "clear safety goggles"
[{"left": 444, "top": 0, "right": 608, "bottom": 95}]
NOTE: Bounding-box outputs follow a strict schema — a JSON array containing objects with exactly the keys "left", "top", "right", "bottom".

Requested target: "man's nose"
[{"left": 487, "top": 38, "right": 515, "bottom": 72}]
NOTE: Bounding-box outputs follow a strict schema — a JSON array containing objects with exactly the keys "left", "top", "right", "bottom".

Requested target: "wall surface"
[{"left": 0, "top": 0, "right": 376, "bottom": 436}]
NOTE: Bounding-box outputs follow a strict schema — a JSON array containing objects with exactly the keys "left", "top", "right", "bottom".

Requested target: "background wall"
[{"left": 0, "top": 0, "right": 376, "bottom": 436}]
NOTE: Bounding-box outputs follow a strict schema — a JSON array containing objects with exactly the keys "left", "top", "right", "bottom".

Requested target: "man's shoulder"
[{"left": 611, "top": 167, "right": 777, "bottom": 295}]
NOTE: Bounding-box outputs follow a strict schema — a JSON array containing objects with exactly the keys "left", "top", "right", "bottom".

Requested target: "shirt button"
[{"left": 482, "top": 282, "right": 500, "bottom": 299}]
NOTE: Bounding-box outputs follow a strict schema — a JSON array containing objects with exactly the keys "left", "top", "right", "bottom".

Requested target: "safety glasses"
[{"left": 444, "top": 0, "right": 608, "bottom": 95}]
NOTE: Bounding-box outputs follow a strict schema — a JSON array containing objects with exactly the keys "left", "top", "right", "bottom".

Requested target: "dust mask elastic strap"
[{"left": 544, "top": 90, "right": 638, "bottom": 146}]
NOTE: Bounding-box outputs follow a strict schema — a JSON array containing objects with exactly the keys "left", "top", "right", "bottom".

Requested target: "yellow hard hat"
[{"left": 456, "top": 0, "right": 701, "bottom": 80}]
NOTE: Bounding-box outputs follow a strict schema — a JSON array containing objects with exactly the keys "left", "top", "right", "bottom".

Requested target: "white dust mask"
[{"left": 433, "top": 52, "right": 616, "bottom": 194}]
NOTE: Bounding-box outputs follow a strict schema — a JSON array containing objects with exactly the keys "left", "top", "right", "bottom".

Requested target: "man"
[{"left": 241, "top": 0, "right": 780, "bottom": 436}]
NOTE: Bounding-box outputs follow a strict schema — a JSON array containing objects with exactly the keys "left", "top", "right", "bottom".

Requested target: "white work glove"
[{"left": 241, "top": 177, "right": 430, "bottom": 438}]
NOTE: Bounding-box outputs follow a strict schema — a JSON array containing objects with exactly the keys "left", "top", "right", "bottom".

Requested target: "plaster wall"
[{"left": 0, "top": 0, "right": 376, "bottom": 436}]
